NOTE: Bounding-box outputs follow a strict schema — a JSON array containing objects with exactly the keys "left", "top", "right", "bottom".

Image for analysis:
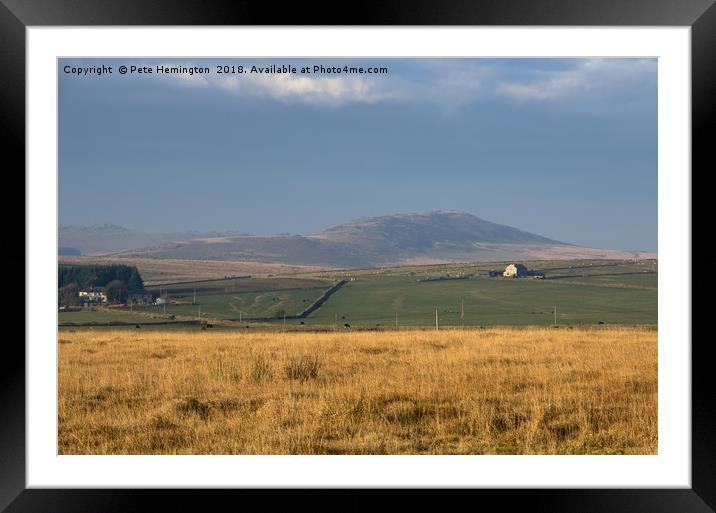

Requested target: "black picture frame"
[{"left": 2, "top": 1, "right": 713, "bottom": 511}]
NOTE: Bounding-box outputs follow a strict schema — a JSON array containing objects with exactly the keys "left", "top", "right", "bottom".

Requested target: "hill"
[{"left": 92, "top": 211, "right": 653, "bottom": 267}]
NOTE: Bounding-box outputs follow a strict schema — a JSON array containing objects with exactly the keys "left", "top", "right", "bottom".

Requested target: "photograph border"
[{"left": 3, "top": 0, "right": 714, "bottom": 511}]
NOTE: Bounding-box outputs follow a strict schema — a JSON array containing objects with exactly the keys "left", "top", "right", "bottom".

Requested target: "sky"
[{"left": 59, "top": 58, "right": 657, "bottom": 252}]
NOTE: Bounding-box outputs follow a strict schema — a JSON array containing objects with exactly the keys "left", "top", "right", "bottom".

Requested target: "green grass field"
[
  {"left": 307, "top": 273, "right": 656, "bottom": 327},
  {"left": 58, "top": 259, "right": 657, "bottom": 328},
  {"left": 135, "top": 287, "right": 329, "bottom": 320},
  {"left": 139, "top": 276, "right": 333, "bottom": 320}
]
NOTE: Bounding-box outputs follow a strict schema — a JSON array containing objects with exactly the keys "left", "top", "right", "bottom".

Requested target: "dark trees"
[{"left": 104, "top": 280, "right": 127, "bottom": 303}]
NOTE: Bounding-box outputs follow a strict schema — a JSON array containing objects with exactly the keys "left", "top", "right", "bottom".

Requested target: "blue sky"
[{"left": 59, "top": 58, "right": 657, "bottom": 252}]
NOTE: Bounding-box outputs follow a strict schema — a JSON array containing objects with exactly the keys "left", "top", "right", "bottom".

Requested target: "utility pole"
[
  {"left": 334, "top": 313, "right": 337, "bottom": 330},
  {"left": 283, "top": 314, "right": 286, "bottom": 331},
  {"left": 239, "top": 311, "right": 242, "bottom": 322},
  {"left": 435, "top": 309, "right": 439, "bottom": 331},
  {"left": 193, "top": 288, "right": 196, "bottom": 305},
  {"left": 198, "top": 306, "right": 201, "bottom": 320},
  {"left": 554, "top": 306, "right": 557, "bottom": 325},
  {"left": 395, "top": 312, "right": 398, "bottom": 329}
]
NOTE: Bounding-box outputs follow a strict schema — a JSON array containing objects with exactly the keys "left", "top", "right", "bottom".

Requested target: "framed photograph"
[{"left": 4, "top": 0, "right": 714, "bottom": 511}]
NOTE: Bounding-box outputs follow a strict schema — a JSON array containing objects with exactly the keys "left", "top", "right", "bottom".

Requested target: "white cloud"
[
  {"left": 157, "top": 58, "right": 656, "bottom": 108},
  {"left": 214, "top": 75, "right": 240, "bottom": 93},
  {"left": 166, "top": 66, "right": 390, "bottom": 106},
  {"left": 220, "top": 74, "right": 390, "bottom": 105}
]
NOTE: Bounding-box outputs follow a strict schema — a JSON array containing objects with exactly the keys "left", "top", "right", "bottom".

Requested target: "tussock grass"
[
  {"left": 58, "top": 327, "right": 657, "bottom": 454},
  {"left": 284, "top": 354, "right": 321, "bottom": 381}
]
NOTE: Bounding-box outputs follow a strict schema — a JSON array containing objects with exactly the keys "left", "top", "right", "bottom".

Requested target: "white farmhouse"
[{"left": 78, "top": 287, "right": 107, "bottom": 304}]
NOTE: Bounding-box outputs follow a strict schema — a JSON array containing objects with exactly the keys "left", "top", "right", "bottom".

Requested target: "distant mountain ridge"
[
  {"left": 61, "top": 211, "right": 654, "bottom": 267},
  {"left": 58, "top": 224, "right": 249, "bottom": 256}
]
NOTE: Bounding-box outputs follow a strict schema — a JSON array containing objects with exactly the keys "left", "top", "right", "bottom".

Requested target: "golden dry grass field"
[{"left": 58, "top": 327, "right": 657, "bottom": 455}]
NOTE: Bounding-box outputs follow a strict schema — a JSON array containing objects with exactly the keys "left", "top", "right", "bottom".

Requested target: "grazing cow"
[{"left": 343, "top": 323, "right": 351, "bottom": 329}]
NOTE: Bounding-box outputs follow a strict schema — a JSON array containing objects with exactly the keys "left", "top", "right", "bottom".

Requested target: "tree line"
[{"left": 58, "top": 264, "right": 145, "bottom": 306}]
